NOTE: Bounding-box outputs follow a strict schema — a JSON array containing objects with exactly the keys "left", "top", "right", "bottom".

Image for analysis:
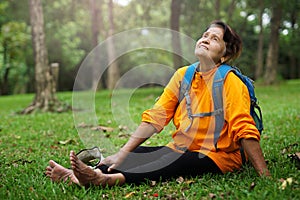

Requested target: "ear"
[
  {"left": 221, "top": 57, "right": 225, "bottom": 63},
  {"left": 221, "top": 56, "right": 229, "bottom": 63}
]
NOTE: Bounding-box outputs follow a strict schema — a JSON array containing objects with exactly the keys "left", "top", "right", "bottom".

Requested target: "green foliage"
[
  {"left": 53, "top": 21, "right": 85, "bottom": 68},
  {"left": 1, "top": 21, "right": 30, "bottom": 59},
  {"left": 0, "top": 81, "right": 299, "bottom": 199},
  {"left": 0, "top": 21, "right": 31, "bottom": 94},
  {"left": 0, "top": 1, "right": 9, "bottom": 26},
  {"left": 0, "top": 0, "right": 300, "bottom": 94}
]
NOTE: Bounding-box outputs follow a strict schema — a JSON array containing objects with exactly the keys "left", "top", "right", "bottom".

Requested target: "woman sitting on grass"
[{"left": 46, "top": 20, "right": 271, "bottom": 187}]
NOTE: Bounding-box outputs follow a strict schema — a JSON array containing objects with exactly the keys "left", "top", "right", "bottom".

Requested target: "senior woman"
[{"left": 46, "top": 20, "right": 270, "bottom": 187}]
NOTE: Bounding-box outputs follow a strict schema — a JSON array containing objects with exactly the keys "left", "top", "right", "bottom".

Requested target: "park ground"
[{"left": 0, "top": 80, "right": 299, "bottom": 199}]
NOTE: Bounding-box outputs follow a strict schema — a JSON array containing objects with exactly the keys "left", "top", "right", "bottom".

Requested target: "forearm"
[
  {"left": 241, "top": 139, "right": 271, "bottom": 177},
  {"left": 121, "top": 122, "right": 157, "bottom": 152}
]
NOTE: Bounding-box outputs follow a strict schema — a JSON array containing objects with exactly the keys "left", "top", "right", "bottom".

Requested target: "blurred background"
[{"left": 0, "top": 0, "right": 299, "bottom": 96}]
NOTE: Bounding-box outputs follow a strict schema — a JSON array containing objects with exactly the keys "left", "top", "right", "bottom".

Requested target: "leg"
[
  {"left": 120, "top": 149, "right": 222, "bottom": 184},
  {"left": 70, "top": 151, "right": 125, "bottom": 187},
  {"left": 99, "top": 146, "right": 183, "bottom": 184},
  {"left": 77, "top": 146, "right": 221, "bottom": 186},
  {"left": 112, "top": 146, "right": 168, "bottom": 172},
  {"left": 97, "top": 146, "right": 167, "bottom": 174},
  {"left": 45, "top": 160, "right": 79, "bottom": 185}
]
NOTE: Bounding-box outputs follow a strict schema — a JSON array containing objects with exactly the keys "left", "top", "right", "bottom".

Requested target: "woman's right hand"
[
  {"left": 97, "top": 122, "right": 157, "bottom": 172},
  {"left": 97, "top": 149, "right": 129, "bottom": 172}
]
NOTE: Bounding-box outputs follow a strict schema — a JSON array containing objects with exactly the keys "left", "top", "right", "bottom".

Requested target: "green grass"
[{"left": 0, "top": 80, "right": 299, "bottom": 200}]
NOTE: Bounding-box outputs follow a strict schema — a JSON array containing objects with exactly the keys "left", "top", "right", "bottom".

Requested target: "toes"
[
  {"left": 49, "top": 160, "right": 56, "bottom": 168},
  {"left": 70, "top": 151, "right": 76, "bottom": 162},
  {"left": 45, "top": 166, "right": 53, "bottom": 177},
  {"left": 46, "top": 166, "right": 52, "bottom": 172},
  {"left": 70, "top": 150, "right": 76, "bottom": 159},
  {"left": 70, "top": 151, "right": 78, "bottom": 170},
  {"left": 45, "top": 171, "right": 51, "bottom": 177}
]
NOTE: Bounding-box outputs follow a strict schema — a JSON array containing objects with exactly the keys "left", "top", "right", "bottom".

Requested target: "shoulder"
[
  {"left": 223, "top": 70, "right": 249, "bottom": 98},
  {"left": 176, "top": 66, "right": 189, "bottom": 76},
  {"left": 224, "top": 70, "right": 245, "bottom": 86},
  {"left": 169, "top": 66, "right": 189, "bottom": 82}
]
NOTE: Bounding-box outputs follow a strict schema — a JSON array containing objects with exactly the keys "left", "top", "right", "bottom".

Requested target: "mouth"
[{"left": 199, "top": 45, "right": 208, "bottom": 50}]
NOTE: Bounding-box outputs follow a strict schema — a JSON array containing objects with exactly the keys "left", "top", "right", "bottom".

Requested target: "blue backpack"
[{"left": 179, "top": 62, "right": 263, "bottom": 164}]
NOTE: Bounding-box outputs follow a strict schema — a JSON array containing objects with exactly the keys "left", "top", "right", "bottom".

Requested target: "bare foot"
[
  {"left": 45, "top": 160, "right": 79, "bottom": 185},
  {"left": 70, "top": 151, "right": 110, "bottom": 187}
]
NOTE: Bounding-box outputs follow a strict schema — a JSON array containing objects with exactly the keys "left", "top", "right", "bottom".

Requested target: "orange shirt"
[{"left": 142, "top": 65, "right": 260, "bottom": 173}]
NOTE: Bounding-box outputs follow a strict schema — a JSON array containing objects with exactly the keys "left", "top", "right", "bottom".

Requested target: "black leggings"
[{"left": 97, "top": 146, "right": 221, "bottom": 184}]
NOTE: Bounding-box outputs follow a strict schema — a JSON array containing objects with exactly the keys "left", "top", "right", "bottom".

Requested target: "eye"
[
  {"left": 213, "top": 36, "right": 219, "bottom": 41},
  {"left": 202, "top": 33, "right": 208, "bottom": 38}
]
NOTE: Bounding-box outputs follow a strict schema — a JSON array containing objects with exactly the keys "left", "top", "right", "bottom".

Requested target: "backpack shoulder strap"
[
  {"left": 179, "top": 62, "right": 199, "bottom": 102},
  {"left": 214, "top": 65, "right": 263, "bottom": 165},
  {"left": 212, "top": 64, "right": 233, "bottom": 148},
  {"left": 213, "top": 64, "right": 233, "bottom": 111}
]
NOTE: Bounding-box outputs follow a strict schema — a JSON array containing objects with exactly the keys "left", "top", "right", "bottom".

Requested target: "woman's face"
[{"left": 194, "top": 26, "right": 226, "bottom": 64}]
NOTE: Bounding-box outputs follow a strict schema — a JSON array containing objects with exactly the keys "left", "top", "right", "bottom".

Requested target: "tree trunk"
[
  {"left": 255, "top": 0, "right": 264, "bottom": 79},
  {"left": 289, "top": 54, "right": 297, "bottom": 79},
  {"left": 0, "top": 40, "right": 9, "bottom": 95},
  {"left": 89, "top": 0, "right": 101, "bottom": 90},
  {"left": 264, "top": 2, "right": 282, "bottom": 85},
  {"left": 107, "top": 0, "right": 120, "bottom": 90},
  {"left": 22, "top": 0, "right": 62, "bottom": 113},
  {"left": 288, "top": 6, "right": 297, "bottom": 79},
  {"left": 227, "top": 0, "right": 236, "bottom": 23},
  {"left": 170, "top": 0, "right": 183, "bottom": 69},
  {"left": 90, "top": 0, "right": 100, "bottom": 52},
  {"left": 215, "top": 0, "right": 221, "bottom": 20}
]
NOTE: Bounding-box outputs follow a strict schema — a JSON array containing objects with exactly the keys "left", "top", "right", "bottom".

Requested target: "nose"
[{"left": 201, "top": 37, "right": 210, "bottom": 44}]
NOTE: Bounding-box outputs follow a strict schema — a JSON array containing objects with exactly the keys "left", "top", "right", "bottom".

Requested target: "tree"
[
  {"left": 255, "top": 0, "right": 265, "bottom": 79},
  {"left": 264, "top": 1, "right": 283, "bottom": 85},
  {"left": 215, "top": 0, "right": 221, "bottom": 19},
  {"left": 89, "top": 0, "right": 104, "bottom": 90},
  {"left": 170, "top": 0, "right": 183, "bottom": 69},
  {"left": 286, "top": 0, "right": 300, "bottom": 79},
  {"left": 106, "top": 0, "right": 120, "bottom": 90},
  {"left": 22, "top": 0, "right": 62, "bottom": 113}
]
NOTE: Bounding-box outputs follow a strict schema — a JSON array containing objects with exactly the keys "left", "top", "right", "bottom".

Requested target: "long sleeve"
[
  {"left": 223, "top": 72, "right": 260, "bottom": 143},
  {"left": 142, "top": 68, "right": 184, "bottom": 132}
]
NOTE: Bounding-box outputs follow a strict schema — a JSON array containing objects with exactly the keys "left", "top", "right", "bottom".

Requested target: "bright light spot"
[
  {"left": 282, "top": 29, "right": 289, "bottom": 35},
  {"left": 237, "top": 1, "right": 246, "bottom": 9},
  {"left": 254, "top": 25, "right": 261, "bottom": 33},
  {"left": 263, "top": 13, "right": 270, "bottom": 26},
  {"left": 283, "top": 21, "right": 292, "bottom": 28},
  {"left": 114, "top": 0, "right": 131, "bottom": 6},
  {"left": 141, "top": 28, "right": 149, "bottom": 35},
  {"left": 240, "top": 11, "right": 247, "bottom": 17},
  {"left": 247, "top": 14, "right": 256, "bottom": 21}
]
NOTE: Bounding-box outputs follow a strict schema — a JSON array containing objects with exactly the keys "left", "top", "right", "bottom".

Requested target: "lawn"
[{"left": 0, "top": 80, "right": 299, "bottom": 200}]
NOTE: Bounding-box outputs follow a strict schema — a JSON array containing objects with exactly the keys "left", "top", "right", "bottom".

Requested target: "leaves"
[
  {"left": 9, "top": 159, "right": 35, "bottom": 167},
  {"left": 279, "top": 177, "right": 293, "bottom": 190},
  {"left": 288, "top": 152, "right": 300, "bottom": 169},
  {"left": 281, "top": 143, "right": 299, "bottom": 154},
  {"left": 249, "top": 182, "right": 256, "bottom": 191},
  {"left": 90, "top": 125, "right": 114, "bottom": 132},
  {"left": 209, "top": 193, "right": 217, "bottom": 199},
  {"left": 58, "top": 139, "right": 77, "bottom": 145},
  {"left": 77, "top": 122, "right": 115, "bottom": 132},
  {"left": 124, "top": 191, "right": 135, "bottom": 198},
  {"left": 281, "top": 143, "right": 300, "bottom": 169},
  {"left": 176, "top": 176, "right": 195, "bottom": 185}
]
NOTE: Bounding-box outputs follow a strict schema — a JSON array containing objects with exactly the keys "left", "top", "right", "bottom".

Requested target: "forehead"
[{"left": 204, "top": 26, "right": 224, "bottom": 38}]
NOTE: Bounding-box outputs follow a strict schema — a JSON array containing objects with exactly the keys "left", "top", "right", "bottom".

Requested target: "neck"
[{"left": 198, "top": 59, "right": 218, "bottom": 72}]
